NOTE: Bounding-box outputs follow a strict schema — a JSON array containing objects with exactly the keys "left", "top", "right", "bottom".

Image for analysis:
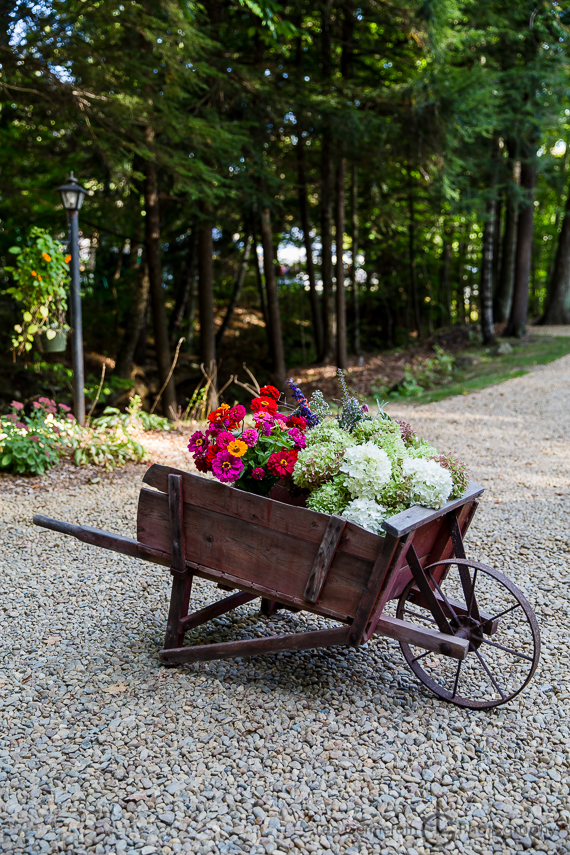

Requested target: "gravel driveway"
[{"left": 1, "top": 356, "right": 569, "bottom": 855}]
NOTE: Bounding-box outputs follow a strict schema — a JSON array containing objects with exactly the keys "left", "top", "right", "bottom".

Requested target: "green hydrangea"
[
  {"left": 305, "top": 422, "right": 354, "bottom": 450},
  {"left": 306, "top": 476, "right": 350, "bottom": 515},
  {"left": 377, "top": 465, "right": 410, "bottom": 516},
  {"left": 406, "top": 439, "right": 440, "bottom": 460},
  {"left": 293, "top": 442, "right": 347, "bottom": 490},
  {"left": 352, "top": 419, "right": 407, "bottom": 466},
  {"left": 432, "top": 453, "right": 470, "bottom": 499}
]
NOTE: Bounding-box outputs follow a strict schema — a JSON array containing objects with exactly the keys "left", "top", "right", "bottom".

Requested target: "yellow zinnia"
[{"left": 227, "top": 439, "right": 248, "bottom": 458}]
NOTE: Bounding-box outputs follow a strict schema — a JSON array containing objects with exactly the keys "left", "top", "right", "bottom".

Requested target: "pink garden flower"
[
  {"left": 287, "top": 427, "right": 306, "bottom": 449},
  {"left": 241, "top": 428, "right": 259, "bottom": 447},
  {"left": 188, "top": 430, "right": 208, "bottom": 455},
  {"left": 216, "top": 431, "right": 236, "bottom": 449},
  {"left": 10, "top": 401, "right": 24, "bottom": 411},
  {"left": 252, "top": 467, "right": 266, "bottom": 480},
  {"left": 211, "top": 451, "right": 244, "bottom": 482}
]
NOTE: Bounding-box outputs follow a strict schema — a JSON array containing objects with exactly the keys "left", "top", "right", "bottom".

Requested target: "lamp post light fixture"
[{"left": 57, "top": 173, "right": 88, "bottom": 426}]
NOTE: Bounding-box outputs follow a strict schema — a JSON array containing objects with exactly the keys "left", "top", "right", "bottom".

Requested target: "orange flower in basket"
[
  {"left": 227, "top": 439, "right": 248, "bottom": 458},
  {"left": 250, "top": 396, "right": 278, "bottom": 416}
]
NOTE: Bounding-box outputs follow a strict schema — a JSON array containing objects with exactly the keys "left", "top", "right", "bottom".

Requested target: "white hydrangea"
[
  {"left": 341, "top": 497, "right": 387, "bottom": 536},
  {"left": 340, "top": 441, "right": 392, "bottom": 501},
  {"left": 402, "top": 457, "right": 453, "bottom": 509}
]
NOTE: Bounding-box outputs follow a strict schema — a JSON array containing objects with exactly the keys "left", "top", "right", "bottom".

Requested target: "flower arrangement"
[
  {"left": 187, "top": 385, "right": 307, "bottom": 497},
  {"left": 190, "top": 372, "right": 470, "bottom": 536}
]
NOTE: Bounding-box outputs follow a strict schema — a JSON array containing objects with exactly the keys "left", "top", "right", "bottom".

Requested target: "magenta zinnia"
[
  {"left": 211, "top": 451, "right": 244, "bottom": 482},
  {"left": 188, "top": 430, "right": 208, "bottom": 455}
]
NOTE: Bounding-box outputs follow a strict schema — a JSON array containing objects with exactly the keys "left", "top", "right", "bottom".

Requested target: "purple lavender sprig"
[{"left": 286, "top": 379, "right": 320, "bottom": 427}]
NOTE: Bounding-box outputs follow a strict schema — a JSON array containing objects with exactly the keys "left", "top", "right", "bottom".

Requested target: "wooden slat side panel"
[
  {"left": 137, "top": 488, "right": 373, "bottom": 619},
  {"left": 381, "top": 481, "right": 484, "bottom": 537},
  {"left": 142, "top": 464, "right": 382, "bottom": 562}
]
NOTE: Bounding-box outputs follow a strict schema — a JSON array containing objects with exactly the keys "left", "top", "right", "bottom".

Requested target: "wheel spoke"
[
  {"left": 487, "top": 602, "right": 521, "bottom": 623},
  {"left": 411, "top": 650, "right": 432, "bottom": 664},
  {"left": 451, "top": 660, "right": 462, "bottom": 699},
  {"left": 467, "top": 567, "right": 478, "bottom": 617},
  {"left": 480, "top": 637, "right": 534, "bottom": 662},
  {"left": 474, "top": 649, "right": 506, "bottom": 700},
  {"left": 426, "top": 568, "right": 460, "bottom": 624}
]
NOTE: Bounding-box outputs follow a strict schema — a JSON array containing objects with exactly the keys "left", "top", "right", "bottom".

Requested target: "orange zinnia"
[
  {"left": 42, "top": 252, "right": 51, "bottom": 262},
  {"left": 227, "top": 439, "right": 248, "bottom": 458},
  {"left": 31, "top": 270, "right": 37, "bottom": 277},
  {"left": 65, "top": 254, "right": 71, "bottom": 263}
]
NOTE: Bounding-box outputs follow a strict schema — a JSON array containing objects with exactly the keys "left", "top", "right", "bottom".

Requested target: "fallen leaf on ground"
[{"left": 103, "top": 684, "right": 127, "bottom": 694}]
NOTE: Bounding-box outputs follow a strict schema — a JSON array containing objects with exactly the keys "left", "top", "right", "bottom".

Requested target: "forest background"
[{"left": 2, "top": 0, "right": 570, "bottom": 419}]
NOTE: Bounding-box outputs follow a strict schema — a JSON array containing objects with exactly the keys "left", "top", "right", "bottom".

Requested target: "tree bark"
[
  {"left": 143, "top": 128, "right": 177, "bottom": 419},
  {"left": 198, "top": 209, "right": 217, "bottom": 409},
  {"left": 215, "top": 229, "right": 253, "bottom": 350},
  {"left": 350, "top": 163, "right": 361, "bottom": 355},
  {"left": 541, "top": 176, "right": 570, "bottom": 324},
  {"left": 320, "top": 0, "right": 335, "bottom": 362},
  {"left": 252, "top": 218, "right": 270, "bottom": 331},
  {"left": 116, "top": 248, "right": 149, "bottom": 378},
  {"left": 169, "top": 227, "right": 197, "bottom": 348},
  {"left": 297, "top": 134, "right": 324, "bottom": 359},
  {"left": 260, "top": 206, "right": 286, "bottom": 390},
  {"left": 506, "top": 156, "right": 537, "bottom": 338},
  {"left": 320, "top": 134, "right": 335, "bottom": 361},
  {"left": 439, "top": 226, "right": 452, "bottom": 325},
  {"left": 480, "top": 196, "right": 497, "bottom": 344},
  {"left": 494, "top": 162, "right": 520, "bottom": 324},
  {"left": 335, "top": 158, "right": 348, "bottom": 369},
  {"left": 408, "top": 165, "right": 422, "bottom": 337}
]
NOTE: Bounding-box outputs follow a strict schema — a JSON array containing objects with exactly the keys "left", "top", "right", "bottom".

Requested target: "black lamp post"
[{"left": 57, "top": 173, "right": 88, "bottom": 426}]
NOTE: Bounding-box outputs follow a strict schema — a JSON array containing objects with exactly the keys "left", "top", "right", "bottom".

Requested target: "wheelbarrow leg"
[{"left": 260, "top": 598, "right": 280, "bottom": 617}]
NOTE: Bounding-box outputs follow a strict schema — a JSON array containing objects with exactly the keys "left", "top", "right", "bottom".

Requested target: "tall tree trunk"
[
  {"left": 541, "top": 176, "right": 570, "bottom": 324},
  {"left": 350, "top": 163, "right": 361, "bottom": 355},
  {"left": 320, "top": 0, "right": 335, "bottom": 362},
  {"left": 260, "top": 206, "right": 286, "bottom": 390},
  {"left": 116, "top": 245, "right": 149, "bottom": 378},
  {"left": 198, "top": 209, "right": 217, "bottom": 409},
  {"left": 335, "top": 158, "right": 347, "bottom": 369},
  {"left": 408, "top": 165, "right": 422, "bottom": 337},
  {"left": 143, "top": 129, "right": 177, "bottom": 419},
  {"left": 440, "top": 226, "right": 452, "bottom": 324},
  {"left": 169, "top": 227, "right": 197, "bottom": 348},
  {"left": 297, "top": 134, "right": 324, "bottom": 359},
  {"left": 480, "top": 196, "right": 497, "bottom": 344},
  {"left": 320, "top": 135, "right": 335, "bottom": 361},
  {"left": 252, "top": 218, "right": 270, "bottom": 330},
  {"left": 494, "top": 160, "right": 520, "bottom": 324},
  {"left": 506, "top": 155, "right": 537, "bottom": 337},
  {"left": 216, "top": 229, "right": 253, "bottom": 350}
]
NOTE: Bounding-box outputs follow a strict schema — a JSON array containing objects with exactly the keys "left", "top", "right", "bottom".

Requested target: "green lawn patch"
[{"left": 383, "top": 334, "right": 570, "bottom": 405}]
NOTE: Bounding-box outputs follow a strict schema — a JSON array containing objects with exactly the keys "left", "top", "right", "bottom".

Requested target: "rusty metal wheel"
[{"left": 396, "top": 559, "right": 540, "bottom": 709}]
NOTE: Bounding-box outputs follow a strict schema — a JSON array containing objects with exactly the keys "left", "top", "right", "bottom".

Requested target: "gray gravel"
[{"left": 1, "top": 356, "right": 570, "bottom": 855}]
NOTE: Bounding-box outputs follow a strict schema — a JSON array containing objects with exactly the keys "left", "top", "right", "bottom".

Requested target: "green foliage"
[
  {"left": 3, "top": 228, "right": 69, "bottom": 353},
  {"left": 0, "top": 397, "right": 148, "bottom": 476},
  {"left": 93, "top": 395, "right": 171, "bottom": 431},
  {"left": 0, "top": 398, "right": 73, "bottom": 475},
  {"left": 390, "top": 347, "right": 455, "bottom": 398}
]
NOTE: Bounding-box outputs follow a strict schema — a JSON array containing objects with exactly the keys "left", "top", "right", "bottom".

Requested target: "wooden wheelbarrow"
[{"left": 34, "top": 464, "right": 540, "bottom": 709}]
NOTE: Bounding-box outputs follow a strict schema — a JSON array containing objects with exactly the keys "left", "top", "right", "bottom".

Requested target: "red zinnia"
[
  {"left": 259, "top": 385, "right": 280, "bottom": 402},
  {"left": 250, "top": 396, "right": 278, "bottom": 416},
  {"left": 206, "top": 444, "right": 221, "bottom": 464},
  {"left": 267, "top": 449, "right": 297, "bottom": 478},
  {"left": 286, "top": 415, "right": 307, "bottom": 431}
]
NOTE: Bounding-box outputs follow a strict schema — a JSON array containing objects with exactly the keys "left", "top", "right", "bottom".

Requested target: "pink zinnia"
[
  {"left": 241, "top": 428, "right": 259, "bottom": 447},
  {"left": 287, "top": 427, "right": 306, "bottom": 449},
  {"left": 227, "top": 404, "right": 246, "bottom": 424},
  {"left": 217, "top": 431, "right": 236, "bottom": 449},
  {"left": 211, "top": 451, "right": 244, "bottom": 482},
  {"left": 252, "top": 467, "right": 266, "bottom": 480},
  {"left": 188, "top": 430, "right": 208, "bottom": 455}
]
